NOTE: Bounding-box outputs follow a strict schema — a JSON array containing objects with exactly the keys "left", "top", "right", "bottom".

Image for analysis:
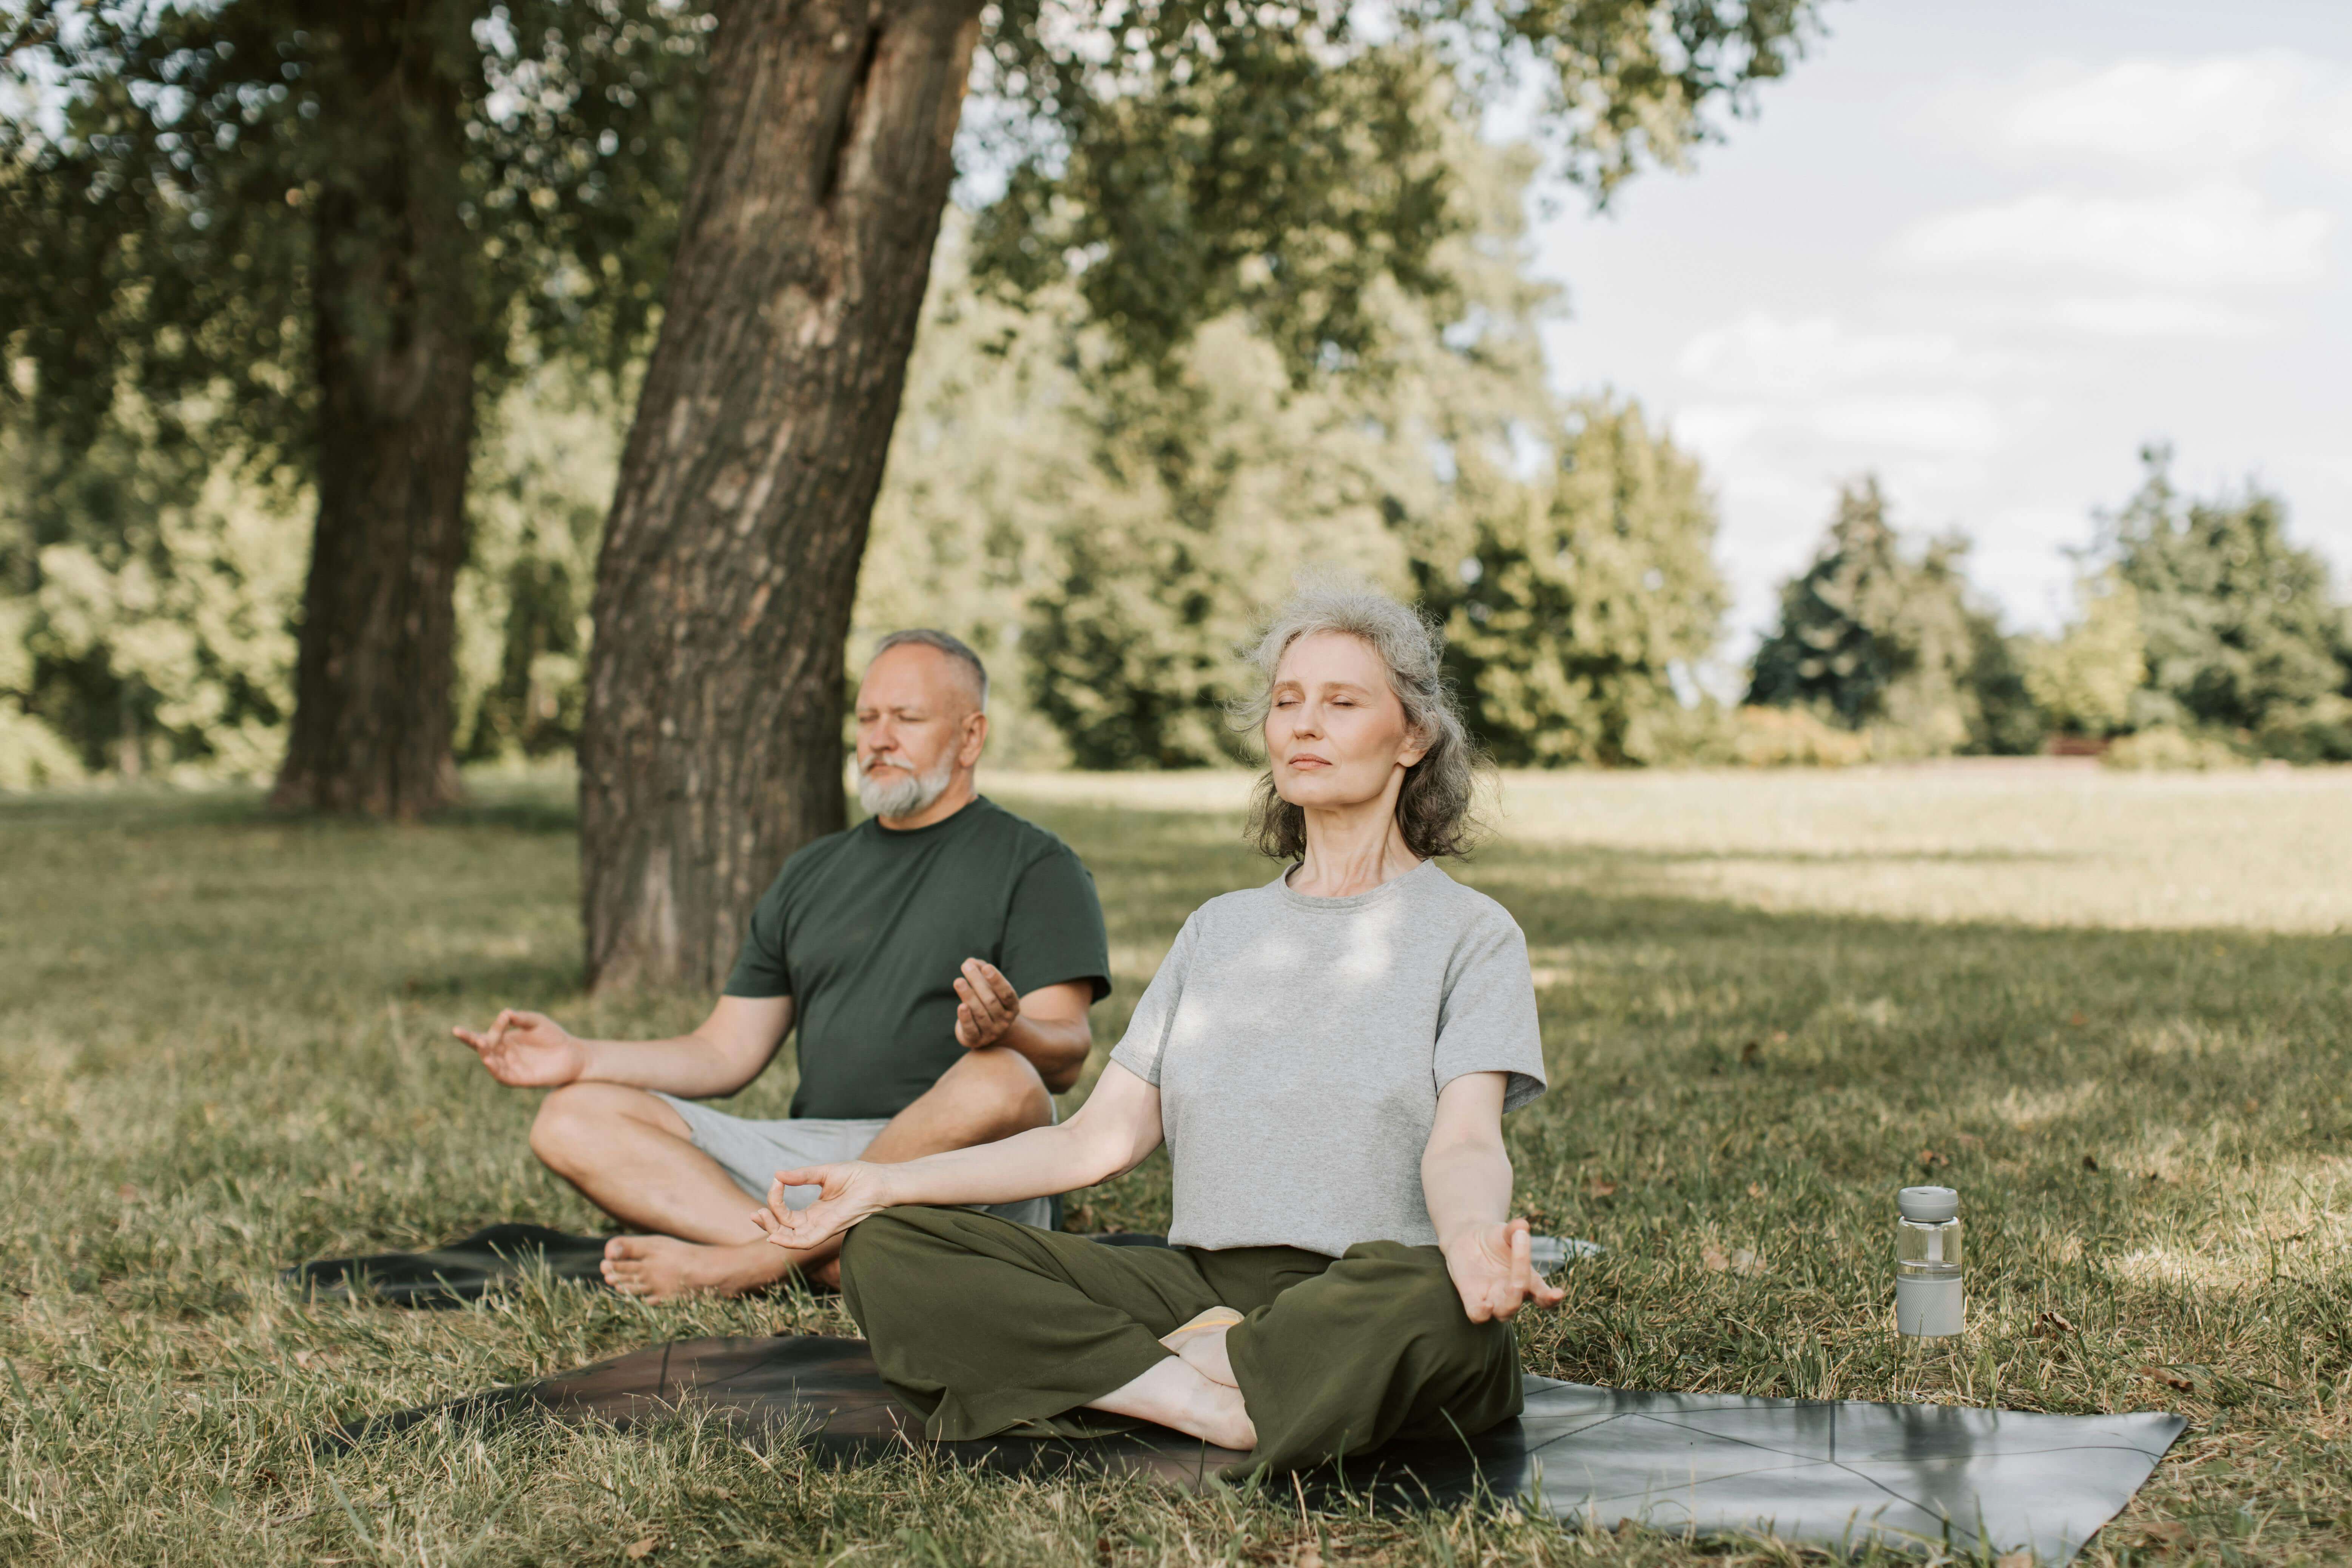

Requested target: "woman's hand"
[
  {"left": 752, "top": 1161, "right": 895, "bottom": 1253},
  {"left": 1441, "top": 1216, "right": 1567, "bottom": 1323}
]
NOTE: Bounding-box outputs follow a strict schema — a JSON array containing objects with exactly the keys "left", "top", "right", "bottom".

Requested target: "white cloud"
[
  {"left": 1809, "top": 395, "right": 2002, "bottom": 455},
  {"left": 1999, "top": 55, "right": 2313, "bottom": 167},
  {"left": 1892, "top": 183, "right": 2330, "bottom": 287},
  {"left": 2044, "top": 292, "right": 2271, "bottom": 339},
  {"left": 1676, "top": 314, "right": 2004, "bottom": 397}
]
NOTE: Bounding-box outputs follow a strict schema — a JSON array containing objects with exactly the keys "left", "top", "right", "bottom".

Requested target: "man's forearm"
[{"left": 574, "top": 1033, "right": 765, "bottom": 1098}]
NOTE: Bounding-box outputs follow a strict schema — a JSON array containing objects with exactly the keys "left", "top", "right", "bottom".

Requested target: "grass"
[{"left": 2, "top": 762, "right": 2348, "bottom": 1566}]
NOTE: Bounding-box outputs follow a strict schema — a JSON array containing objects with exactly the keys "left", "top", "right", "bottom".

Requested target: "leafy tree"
[
  {"left": 580, "top": 0, "right": 1828, "bottom": 985},
  {"left": 2023, "top": 572, "right": 2145, "bottom": 739},
  {"left": 1745, "top": 476, "right": 1986, "bottom": 755},
  {"left": 1421, "top": 396, "right": 1725, "bottom": 766},
  {"left": 2098, "top": 447, "right": 2351, "bottom": 755},
  {"left": 1, "top": 0, "right": 706, "bottom": 814}
]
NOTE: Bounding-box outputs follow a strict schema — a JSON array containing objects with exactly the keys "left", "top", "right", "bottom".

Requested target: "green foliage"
[
  {"left": 455, "top": 364, "right": 626, "bottom": 762},
  {"left": 971, "top": 0, "right": 1825, "bottom": 378},
  {"left": 2101, "top": 725, "right": 2248, "bottom": 772},
  {"left": 0, "top": 365, "right": 628, "bottom": 782},
  {"left": 1419, "top": 397, "right": 1725, "bottom": 766},
  {"left": 1745, "top": 476, "right": 2027, "bottom": 757},
  {"left": 2023, "top": 572, "right": 2146, "bottom": 739},
  {"left": 2098, "top": 447, "right": 2352, "bottom": 757},
  {"left": 0, "top": 0, "right": 708, "bottom": 451}
]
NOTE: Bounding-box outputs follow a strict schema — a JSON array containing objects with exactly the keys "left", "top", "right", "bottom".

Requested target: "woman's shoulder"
[{"left": 1409, "top": 863, "right": 1528, "bottom": 944}]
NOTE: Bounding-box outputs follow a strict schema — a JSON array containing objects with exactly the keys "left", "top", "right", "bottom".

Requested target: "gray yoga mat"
[{"left": 344, "top": 1334, "right": 2181, "bottom": 1562}]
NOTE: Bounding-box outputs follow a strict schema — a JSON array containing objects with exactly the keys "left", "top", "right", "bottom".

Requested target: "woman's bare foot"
[
  {"left": 600, "top": 1235, "right": 818, "bottom": 1300},
  {"left": 1160, "top": 1307, "right": 1242, "bottom": 1388},
  {"left": 1087, "top": 1355, "right": 1256, "bottom": 1451}
]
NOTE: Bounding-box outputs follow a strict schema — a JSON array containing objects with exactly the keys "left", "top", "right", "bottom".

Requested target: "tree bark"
[
  {"left": 579, "top": 0, "right": 985, "bottom": 990},
  {"left": 269, "top": 2, "right": 476, "bottom": 818}
]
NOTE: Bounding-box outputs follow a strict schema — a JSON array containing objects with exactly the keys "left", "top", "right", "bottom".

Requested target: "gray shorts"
[{"left": 652, "top": 1095, "right": 1056, "bottom": 1231}]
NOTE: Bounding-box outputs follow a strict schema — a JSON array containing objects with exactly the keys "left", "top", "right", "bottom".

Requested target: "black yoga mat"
[
  {"left": 284, "top": 1225, "right": 1181, "bottom": 1308},
  {"left": 342, "top": 1333, "right": 2181, "bottom": 1562}
]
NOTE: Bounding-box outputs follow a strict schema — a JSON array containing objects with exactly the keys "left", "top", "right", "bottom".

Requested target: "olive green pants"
[{"left": 838, "top": 1206, "right": 1522, "bottom": 1476}]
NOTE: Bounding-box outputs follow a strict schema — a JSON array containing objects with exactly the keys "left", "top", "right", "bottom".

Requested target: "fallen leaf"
[
  {"left": 2068, "top": 1011, "right": 2088, "bottom": 1027},
  {"left": 1919, "top": 1148, "right": 1949, "bottom": 1170},
  {"left": 116, "top": 1183, "right": 140, "bottom": 1203},
  {"left": 1746, "top": 1181, "right": 1767, "bottom": 1198},
  {"left": 2031, "top": 1310, "right": 2077, "bottom": 1339},
  {"left": 2136, "top": 1364, "right": 2194, "bottom": 1393},
  {"left": 1995, "top": 1552, "right": 2033, "bottom": 1568},
  {"left": 251, "top": 1466, "right": 284, "bottom": 1493},
  {"left": 1702, "top": 1245, "right": 1731, "bottom": 1273},
  {"left": 1739, "top": 1040, "right": 1762, "bottom": 1067},
  {"left": 2082, "top": 1153, "right": 2101, "bottom": 1172},
  {"left": 626, "top": 1537, "right": 658, "bottom": 1561},
  {"left": 1730, "top": 1247, "right": 1766, "bottom": 1276},
  {"left": 1584, "top": 1178, "right": 1618, "bottom": 1198},
  {"left": 1292, "top": 1544, "right": 1323, "bottom": 1568},
  {"left": 1769, "top": 1030, "right": 1789, "bottom": 1044},
  {"left": 2138, "top": 1520, "right": 2188, "bottom": 1546}
]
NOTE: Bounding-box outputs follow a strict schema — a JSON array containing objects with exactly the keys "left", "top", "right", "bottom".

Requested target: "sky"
[{"left": 1524, "top": 0, "right": 2352, "bottom": 663}]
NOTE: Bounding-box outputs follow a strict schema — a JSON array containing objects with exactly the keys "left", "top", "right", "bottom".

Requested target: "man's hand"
[
  {"left": 452, "top": 1008, "right": 587, "bottom": 1088},
  {"left": 1441, "top": 1216, "right": 1568, "bottom": 1324},
  {"left": 753, "top": 1161, "right": 893, "bottom": 1252},
  {"left": 952, "top": 958, "right": 1023, "bottom": 1050}
]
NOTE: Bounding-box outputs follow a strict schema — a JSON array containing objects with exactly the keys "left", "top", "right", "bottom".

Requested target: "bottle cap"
[{"left": 1898, "top": 1186, "right": 1959, "bottom": 1223}]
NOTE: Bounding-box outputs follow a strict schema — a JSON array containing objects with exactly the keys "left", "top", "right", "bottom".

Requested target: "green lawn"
[{"left": 2, "top": 764, "right": 2348, "bottom": 1565}]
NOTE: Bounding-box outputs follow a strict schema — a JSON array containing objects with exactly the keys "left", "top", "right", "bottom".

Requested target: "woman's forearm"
[
  {"left": 871, "top": 1117, "right": 1133, "bottom": 1209},
  {"left": 1421, "top": 1137, "right": 1515, "bottom": 1249}
]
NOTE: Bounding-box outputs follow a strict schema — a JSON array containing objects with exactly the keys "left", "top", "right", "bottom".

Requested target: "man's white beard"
[{"left": 858, "top": 751, "right": 955, "bottom": 820}]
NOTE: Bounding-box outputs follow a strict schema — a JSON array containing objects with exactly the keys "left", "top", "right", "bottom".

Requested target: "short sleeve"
[
  {"left": 1107, "top": 917, "right": 1198, "bottom": 1086},
  {"left": 722, "top": 870, "right": 797, "bottom": 999},
  {"left": 1433, "top": 913, "right": 1547, "bottom": 1112},
  {"left": 998, "top": 846, "right": 1112, "bottom": 1002}
]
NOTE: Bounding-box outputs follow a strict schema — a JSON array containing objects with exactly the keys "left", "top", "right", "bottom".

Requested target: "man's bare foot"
[
  {"left": 1160, "top": 1307, "right": 1242, "bottom": 1388},
  {"left": 600, "top": 1235, "right": 813, "bottom": 1300}
]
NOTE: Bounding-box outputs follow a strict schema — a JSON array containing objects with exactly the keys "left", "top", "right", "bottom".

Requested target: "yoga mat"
[
  {"left": 342, "top": 1334, "right": 2181, "bottom": 1562},
  {"left": 286, "top": 1229, "right": 1601, "bottom": 1308}
]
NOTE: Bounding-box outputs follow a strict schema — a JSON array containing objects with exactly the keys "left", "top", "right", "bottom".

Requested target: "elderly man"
[{"left": 453, "top": 629, "right": 1110, "bottom": 1299}]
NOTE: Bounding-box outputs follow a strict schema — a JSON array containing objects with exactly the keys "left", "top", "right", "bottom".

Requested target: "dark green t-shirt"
[{"left": 724, "top": 796, "right": 1112, "bottom": 1120}]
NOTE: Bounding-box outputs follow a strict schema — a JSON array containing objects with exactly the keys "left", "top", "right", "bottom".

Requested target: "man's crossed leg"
[{"left": 529, "top": 1044, "right": 1055, "bottom": 1299}]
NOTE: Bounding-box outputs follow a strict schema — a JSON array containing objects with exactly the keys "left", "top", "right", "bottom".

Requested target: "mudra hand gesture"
[
  {"left": 751, "top": 1161, "right": 889, "bottom": 1253},
  {"left": 1442, "top": 1216, "right": 1566, "bottom": 1323},
  {"left": 452, "top": 1008, "right": 586, "bottom": 1087}
]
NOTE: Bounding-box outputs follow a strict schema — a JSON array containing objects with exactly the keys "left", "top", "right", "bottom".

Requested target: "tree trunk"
[
  {"left": 269, "top": 3, "right": 476, "bottom": 818},
  {"left": 579, "top": 0, "right": 984, "bottom": 990}
]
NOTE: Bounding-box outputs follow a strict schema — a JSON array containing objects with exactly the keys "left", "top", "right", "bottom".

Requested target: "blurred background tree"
[
  {"left": 0, "top": 0, "right": 706, "bottom": 813},
  {"left": 2094, "top": 448, "right": 2352, "bottom": 762},
  {"left": 1743, "top": 476, "right": 2030, "bottom": 757},
  {"left": 2023, "top": 571, "right": 2145, "bottom": 741}
]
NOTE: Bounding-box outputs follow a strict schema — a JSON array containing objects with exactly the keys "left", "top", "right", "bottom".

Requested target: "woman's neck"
[{"left": 1290, "top": 786, "right": 1422, "bottom": 897}]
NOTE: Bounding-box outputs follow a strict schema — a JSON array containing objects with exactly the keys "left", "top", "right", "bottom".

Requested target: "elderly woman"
[{"left": 755, "top": 582, "right": 1559, "bottom": 1472}]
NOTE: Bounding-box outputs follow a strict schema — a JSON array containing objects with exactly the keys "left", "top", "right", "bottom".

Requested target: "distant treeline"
[{"left": 5, "top": 153, "right": 2347, "bottom": 789}]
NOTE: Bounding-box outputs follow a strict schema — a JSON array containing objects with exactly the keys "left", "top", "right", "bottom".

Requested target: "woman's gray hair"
[{"left": 1230, "top": 579, "right": 1487, "bottom": 862}]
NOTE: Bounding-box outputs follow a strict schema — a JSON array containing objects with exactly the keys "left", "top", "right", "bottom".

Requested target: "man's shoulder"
[{"left": 968, "top": 796, "right": 1090, "bottom": 873}]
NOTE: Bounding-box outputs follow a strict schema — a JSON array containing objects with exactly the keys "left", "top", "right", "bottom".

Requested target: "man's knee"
[
  {"left": 529, "top": 1082, "right": 671, "bottom": 1170},
  {"left": 950, "top": 1047, "right": 1054, "bottom": 1138}
]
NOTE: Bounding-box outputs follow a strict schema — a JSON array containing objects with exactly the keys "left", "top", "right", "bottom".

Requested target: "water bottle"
[{"left": 1895, "top": 1186, "right": 1963, "bottom": 1337}]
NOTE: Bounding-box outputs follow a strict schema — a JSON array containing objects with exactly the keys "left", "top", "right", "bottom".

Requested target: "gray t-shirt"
[{"left": 1109, "top": 859, "right": 1547, "bottom": 1256}]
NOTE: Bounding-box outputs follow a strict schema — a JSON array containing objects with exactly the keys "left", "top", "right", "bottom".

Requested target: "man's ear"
[{"left": 959, "top": 709, "right": 990, "bottom": 768}]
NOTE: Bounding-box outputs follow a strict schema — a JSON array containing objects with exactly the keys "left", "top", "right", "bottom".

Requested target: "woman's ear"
[{"left": 1397, "top": 725, "right": 1430, "bottom": 770}]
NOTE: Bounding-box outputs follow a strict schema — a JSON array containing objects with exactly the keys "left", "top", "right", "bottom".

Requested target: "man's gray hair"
[
  {"left": 871, "top": 628, "right": 989, "bottom": 712},
  {"left": 1229, "top": 577, "right": 1486, "bottom": 861}
]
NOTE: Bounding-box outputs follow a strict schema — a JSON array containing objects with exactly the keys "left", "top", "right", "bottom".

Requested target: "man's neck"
[{"left": 877, "top": 777, "right": 980, "bottom": 832}]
